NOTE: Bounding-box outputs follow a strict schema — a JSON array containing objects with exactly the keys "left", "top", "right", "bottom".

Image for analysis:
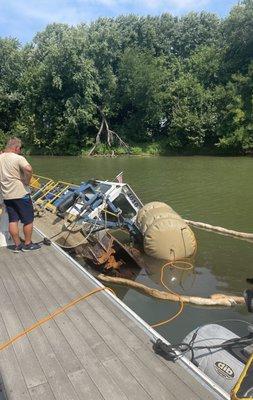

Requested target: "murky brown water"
[{"left": 30, "top": 155, "right": 253, "bottom": 342}]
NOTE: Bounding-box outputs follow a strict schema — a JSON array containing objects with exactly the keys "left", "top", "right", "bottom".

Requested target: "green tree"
[
  {"left": 0, "top": 38, "right": 23, "bottom": 145},
  {"left": 116, "top": 49, "right": 166, "bottom": 141},
  {"left": 187, "top": 45, "right": 223, "bottom": 88},
  {"left": 216, "top": 63, "right": 253, "bottom": 153},
  {"left": 0, "top": 2, "right": 251, "bottom": 156},
  {"left": 172, "top": 12, "right": 221, "bottom": 58},
  {"left": 18, "top": 24, "right": 99, "bottom": 154},
  {"left": 162, "top": 72, "right": 218, "bottom": 149},
  {"left": 223, "top": 0, "right": 253, "bottom": 74},
  {"left": 87, "top": 18, "right": 120, "bottom": 114}
]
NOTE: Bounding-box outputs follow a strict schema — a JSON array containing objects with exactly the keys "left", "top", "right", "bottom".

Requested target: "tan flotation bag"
[
  {"left": 139, "top": 207, "right": 181, "bottom": 234},
  {"left": 137, "top": 202, "right": 196, "bottom": 260},
  {"left": 136, "top": 201, "right": 173, "bottom": 226}
]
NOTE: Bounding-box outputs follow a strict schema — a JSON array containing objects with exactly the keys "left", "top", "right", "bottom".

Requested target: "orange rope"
[
  {"left": 151, "top": 260, "right": 193, "bottom": 328},
  {"left": 0, "top": 259, "right": 194, "bottom": 349},
  {"left": 0, "top": 286, "right": 115, "bottom": 352}
]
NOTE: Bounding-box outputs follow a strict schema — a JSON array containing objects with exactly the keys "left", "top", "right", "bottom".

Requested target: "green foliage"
[
  {"left": 81, "top": 143, "right": 129, "bottom": 156},
  {"left": 186, "top": 45, "right": 223, "bottom": 87},
  {"left": 0, "top": 2, "right": 252, "bottom": 155},
  {"left": 0, "top": 38, "right": 23, "bottom": 135},
  {"left": 0, "top": 130, "right": 7, "bottom": 150},
  {"left": 160, "top": 70, "right": 218, "bottom": 148},
  {"left": 130, "top": 146, "right": 143, "bottom": 155},
  {"left": 214, "top": 61, "right": 253, "bottom": 152},
  {"left": 171, "top": 12, "right": 221, "bottom": 58},
  {"left": 223, "top": 0, "right": 253, "bottom": 74},
  {"left": 116, "top": 49, "right": 166, "bottom": 140},
  {"left": 217, "top": 127, "right": 253, "bottom": 154},
  {"left": 19, "top": 24, "right": 99, "bottom": 154}
]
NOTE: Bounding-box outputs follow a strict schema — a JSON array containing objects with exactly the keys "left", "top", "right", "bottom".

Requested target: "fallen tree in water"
[
  {"left": 98, "top": 274, "right": 244, "bottom": 307},
  {"left": 88, "top": 106, "right": 131, "bottom": 156}
]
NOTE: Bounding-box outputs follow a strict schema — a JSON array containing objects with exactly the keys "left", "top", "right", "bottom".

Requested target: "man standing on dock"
[{"left": 0, "top": 137, "right": 41, "bottom": 252}]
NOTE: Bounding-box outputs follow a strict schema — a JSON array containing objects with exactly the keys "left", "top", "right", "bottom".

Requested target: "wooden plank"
[
  {"left": 102, "top": 357, "right": 152, "bottom": 400},
  {"left": 0, "top": 269, "right": 47, "bottom": 390},
  {"left": 120, "top": 319, "right": 217, "bottom": 400},
  {"left": 47, "top": 248, "right": 217, "bottom": 400},
  {"left": 22, "top": 251, "right": 116, "bottom": 364},
  {"left": 0, "top": 242, "right": 218, "bottom": 400},
  {"left": 21, "top": 251, "right": 131, "bottom": 400},
  {"left": 0, "top": 253, "right": 82, "bottom": 400},
  {"left": 25, "top": 249, "right": 177, "bottom": 400},
  {"left": 25, "top": 249, "right": 153, "bottom": 400},
  {"left": 42, "top": 239, "right": 221, "bottom": 399},
  {"left": 0, "top": 374, "right": 7, "bottom": 400},
  {"left": 76, "top": 300, "right": 177, "bottom": 400},
  {"left": 93, "top": 287, "right": 218, "bottom": 400},
  {"left": 87, "top": 283, "right": 217, "bottom": 400},
  {"left": 29, "top": 383, "right": 55, "bottom": 400},
  {"left": 27, "top": 249, "right": 147, "bottom": 362},
  {"left": 68, "top": 369, "right": 104, "bottom": 400},
  {"left": 84, "top": 294, "right": 208, "bottom": 400},
  {"left": 41, "top": 246, "right": 215, "bottom": 400},
  {"left": 0, "top": 314, "right": 32, "bottom": 400},
  {"left": 37, "top": 250, "right": 195, "bottom": 399},
  {"left": 4, "top": 252, "right": 83, "bottom": 376},
  {"left": 23, "top": 248, "right": 166, "bottom": 400}
]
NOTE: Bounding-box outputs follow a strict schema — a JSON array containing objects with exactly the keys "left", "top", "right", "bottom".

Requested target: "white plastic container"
[{"left": 0, "top": 203, "right": 11, "bottom": 247}]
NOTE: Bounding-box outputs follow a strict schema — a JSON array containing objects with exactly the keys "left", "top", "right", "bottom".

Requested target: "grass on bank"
[{"left": 80, "top": 141, "right": 246, "bottom": 157}]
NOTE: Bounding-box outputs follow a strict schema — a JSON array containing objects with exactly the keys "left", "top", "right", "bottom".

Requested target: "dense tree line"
[{"left": 0, "top": 0, "right": 252, "bottom": 155}]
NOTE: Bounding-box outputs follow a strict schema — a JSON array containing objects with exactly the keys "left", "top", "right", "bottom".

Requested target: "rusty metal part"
[
  {"left": 36, "top": 206, "right": 145, "bottom": 275},
  {"left": 96, "top": 247, "right": 115, "bottom": 264},
  {"left": 124, "top": 246, "right": 147, "bottom": 269},
  {"left": 103, "top": 254, "right": 124, "bottom": 271},
  {"left": 84, "top": 233, "right": 115, "bottom": 265}
]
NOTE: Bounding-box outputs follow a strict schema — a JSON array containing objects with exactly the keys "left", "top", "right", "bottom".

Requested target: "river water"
[{"left": 30, "top": 155, "right": 253, "bottom": 343}]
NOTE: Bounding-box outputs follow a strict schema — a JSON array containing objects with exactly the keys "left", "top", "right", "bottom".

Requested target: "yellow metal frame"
[
  {"left": 32, "top": 180, "right": 57, "bottom": 204},
  {"left": 30, "top": 175, "right": 54, "bottom": 198},
  {"left": 43, "top": 182, "right": 71, "bottom": 212},
  {"left": 231, "top": 353, "right": 253, "bottom": 399},
  {"left": 30, "top": 174, "right": 78, "bottom": 213},
  {"left": 30, "top": 176, "right": 41, "bottom": 189}
]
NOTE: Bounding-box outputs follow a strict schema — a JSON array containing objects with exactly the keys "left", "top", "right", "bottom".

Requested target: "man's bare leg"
[
  {"left": 23, "top": 223, "right": 33, "bottom": 245},
  {"left": 9, "top": 222, "right": 21, "bottom": 246}
]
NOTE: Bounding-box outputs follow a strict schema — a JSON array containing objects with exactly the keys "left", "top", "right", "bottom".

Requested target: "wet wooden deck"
[{"left": 0, "top": 231, "right": 226, "bottom": 400}]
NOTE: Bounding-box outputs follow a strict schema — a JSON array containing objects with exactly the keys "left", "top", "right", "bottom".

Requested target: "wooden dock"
[{"left": 0, "top": 231, "right": 228, "bottom": 400}]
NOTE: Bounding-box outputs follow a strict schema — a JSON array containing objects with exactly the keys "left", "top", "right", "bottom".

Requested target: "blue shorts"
[{"left": 4, "top": 194, "right": 34, "bottom": 225}]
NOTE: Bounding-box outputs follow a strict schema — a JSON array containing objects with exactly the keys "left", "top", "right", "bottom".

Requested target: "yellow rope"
[
  {"left": 0, "top": 258, "right": 194, "bottom": 350},
  {"left": 0, "top": 286, "right": 115, "bottom": 352},
  {"left": 151, "top": 260, "right": 194, "bottom": 328}
]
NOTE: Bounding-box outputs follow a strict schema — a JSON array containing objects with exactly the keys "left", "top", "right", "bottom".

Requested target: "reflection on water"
[{"left": 30, "top": 155, "right": 253, "bottom": 342}]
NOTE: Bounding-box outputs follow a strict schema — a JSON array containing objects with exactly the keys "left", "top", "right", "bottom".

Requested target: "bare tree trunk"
[
  {"left": 88, "top": 106, "right": 131, "bottom": 156},
  {"left": 96, "top": 118, "right": 104, "bottom": 144}
]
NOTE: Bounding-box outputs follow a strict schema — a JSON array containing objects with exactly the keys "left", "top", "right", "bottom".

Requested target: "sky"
[{"left": 0, "top": 0, "right": 240, "bottom": 44}]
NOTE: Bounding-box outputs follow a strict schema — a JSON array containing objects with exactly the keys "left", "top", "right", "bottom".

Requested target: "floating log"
[
  {"left": 98, "top": 274, "right": 244, "bottom": 307},
  {"left": 185, "top": 219, "right": 253, "bottom": 240}
]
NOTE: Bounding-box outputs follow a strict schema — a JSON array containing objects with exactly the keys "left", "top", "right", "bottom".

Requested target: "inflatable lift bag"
[
  {"left": 136, "top": 202, "right": 197, "bottom": 261},
  {"left": 136, "top": 201, "right": 173, "bottom": 226}
]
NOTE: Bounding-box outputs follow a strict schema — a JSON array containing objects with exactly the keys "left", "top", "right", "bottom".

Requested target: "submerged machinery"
[{"left": 29, "top": 175, "right": 197, "bottom": 275}]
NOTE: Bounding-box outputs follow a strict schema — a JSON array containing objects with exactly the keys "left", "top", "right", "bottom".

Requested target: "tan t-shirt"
[{"left": 0, "top": 153, "right": 30, "bottom": 200}]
